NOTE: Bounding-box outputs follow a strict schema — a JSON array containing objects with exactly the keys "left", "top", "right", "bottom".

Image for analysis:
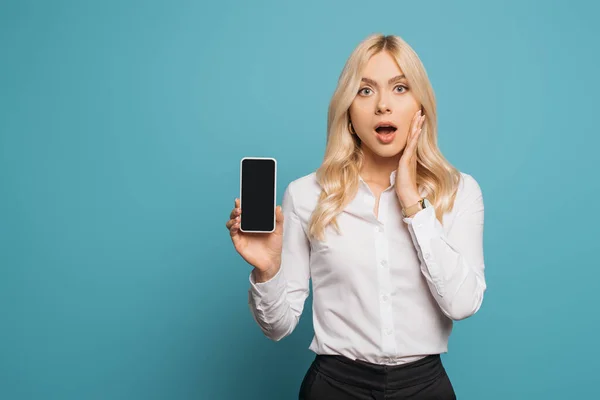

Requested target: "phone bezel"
[{"left": 239, "top": 156, "right": 277, "bottom": 234}]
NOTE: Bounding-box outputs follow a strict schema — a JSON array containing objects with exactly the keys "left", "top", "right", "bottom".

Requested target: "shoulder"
[
  {"left": 453, "top": 171, "right": 484, "bottom": 212},
  {"left": 458, "top": 171, "right": 482, "bottom": 197},
  {"left": 283, "top": 171, "right": 321, "bottom": 217},
  {"left": 287, "top": 171, "right": 319, "bottom": 192}
]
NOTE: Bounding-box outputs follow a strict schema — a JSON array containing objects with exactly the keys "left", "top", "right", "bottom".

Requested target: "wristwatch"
[{"left": 401, "top": 198, "right": 431, "bottom": 218}]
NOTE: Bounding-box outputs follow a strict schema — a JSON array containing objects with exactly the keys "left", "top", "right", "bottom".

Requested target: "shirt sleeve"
[
  {"left": 402, "top": 174, "right": 486, "bottom": 321},
  {"left": 247, "top": 183, "right": 311, "bottom": 341}
]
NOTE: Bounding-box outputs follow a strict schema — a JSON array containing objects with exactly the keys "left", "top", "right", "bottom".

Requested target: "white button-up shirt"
[{"left": 248, "top": 170, "right": 486, "bottom": 365}]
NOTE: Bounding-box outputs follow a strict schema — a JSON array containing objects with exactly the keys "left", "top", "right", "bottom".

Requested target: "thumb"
[{"left": 275, "top": 205, "right": 284, "bottom": 232}]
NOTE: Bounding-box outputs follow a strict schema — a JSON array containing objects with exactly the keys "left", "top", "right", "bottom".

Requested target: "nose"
[{"left": 375, "top": 96, "right": 391, "bottom": 115}]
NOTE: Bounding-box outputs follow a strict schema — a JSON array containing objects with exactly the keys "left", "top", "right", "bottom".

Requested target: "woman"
[{"left": 225, "top": 33, "right": 485, "bottom": 399}]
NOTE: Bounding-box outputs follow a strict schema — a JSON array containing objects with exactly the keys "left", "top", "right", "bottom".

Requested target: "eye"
[
  {"left": 395, "top": 85, "right": 408, "bottom": 93},
  {"left": 358, "top": 87, "right": 372, "bottom": 96}
]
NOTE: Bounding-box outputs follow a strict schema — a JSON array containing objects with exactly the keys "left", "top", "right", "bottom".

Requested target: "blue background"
[{"left": 1, "top": 0, "right": 598, "bottom": 399}]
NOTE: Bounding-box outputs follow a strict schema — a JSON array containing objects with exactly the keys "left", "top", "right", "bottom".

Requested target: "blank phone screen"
[{"left": 240, "top": 158, "right": 276, "bottom": 232}]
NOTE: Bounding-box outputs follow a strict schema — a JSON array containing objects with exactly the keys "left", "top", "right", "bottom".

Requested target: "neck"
[{"left": 359, "top": 148, "right": 402, "bottom": 186}]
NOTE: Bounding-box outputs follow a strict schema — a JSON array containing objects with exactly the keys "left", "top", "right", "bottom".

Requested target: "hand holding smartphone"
[{"left": 225, "top": 157, "right": 284, "bottom": 280}]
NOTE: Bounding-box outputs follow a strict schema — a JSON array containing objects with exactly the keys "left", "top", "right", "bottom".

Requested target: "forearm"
[
  {"left": 246, "top": 182, "right": 311, "bottom": 341},
  {"left": 413, "top": 232, "right": 486, "bottom": 320},
  {"left": 248, "top": 267, "right": 305, "bottom": 341},
  {"left": 403, "top": 193, "right": 486, "bottom": 320}
]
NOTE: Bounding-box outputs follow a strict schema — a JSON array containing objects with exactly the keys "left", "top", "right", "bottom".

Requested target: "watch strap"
[{"left": 402, "top": 198, "right": 426, "bottom": 218}]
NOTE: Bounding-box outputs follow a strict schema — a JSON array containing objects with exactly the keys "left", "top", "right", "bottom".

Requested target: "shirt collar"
[{"left": 358, "top": 170, "right": 397, "bottom": 189}]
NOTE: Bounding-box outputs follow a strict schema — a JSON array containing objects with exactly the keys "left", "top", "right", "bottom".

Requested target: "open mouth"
[
  {"left": 375, "top": 126, "right": 397, "bottom": 134},
  {"left": 374, "top": 123, "right": 397, "bottom": 144},
  {"left": 374, "top": 122, "right": 398, "bottom": 135}
]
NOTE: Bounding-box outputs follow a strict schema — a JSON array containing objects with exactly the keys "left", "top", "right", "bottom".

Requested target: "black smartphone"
[{"left": 239, "top": 157, "right": 277, "bottom": 233}]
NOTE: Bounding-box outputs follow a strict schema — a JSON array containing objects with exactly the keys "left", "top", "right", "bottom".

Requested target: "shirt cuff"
[
  {"left": 248, "top": 266, "right": 286, "bottom": 306},
  {"left": 402, "top": 202, "right": 435, "bottom": 227}
]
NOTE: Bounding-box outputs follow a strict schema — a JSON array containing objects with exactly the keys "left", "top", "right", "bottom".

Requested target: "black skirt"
[{"left": 299, "top": 353, "right": 456, "bottom": 400}]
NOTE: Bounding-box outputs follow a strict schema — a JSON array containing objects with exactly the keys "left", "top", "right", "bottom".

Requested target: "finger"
[
  {"left": 412, "top": 108, "right": 422, "bottom": 124},
  {"left": 411, "top": 113, "right": 425, "bottom": 140},
  {"left": 413, "top": 109, "right": 422, "bottom": 128},
  {"left": 230, "top": 217, "right": 241, "bottom": 238},
  {"left": 226, "top": 211, "right": 242, "bottom": 227},
  {"left": 413, "top": 112, "right": 424, "bottom": 133},
  {"left": 407, "top": 109, "right": 421, "bottom": 142},
  {"left": 230, "top": 222, "right": 239, "bottom": 237},
  {"left": 274, "top": 205, "right": 284, "bottom": 234},
  {"left": 230, "top": 198, "right": 242, "bottom": 219},
  {"left": 275, "top": 206, "right": 281, "bottom": 226},
  {"left": 230, "top": 206, "right": 241, "bottom": 220},
  {"left": 405, "top": 127, "right": 422, "bottom": 156},
  {"left": 275, "top": 205, "right": 283, "bottom": 222},
  {"left": 412, "top": 116, "right": 425, "bottom": 149}
]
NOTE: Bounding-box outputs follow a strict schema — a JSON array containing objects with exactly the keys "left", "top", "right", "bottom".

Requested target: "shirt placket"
[{"left": 372, "top": 192, "right": 397, "bottom": 361}]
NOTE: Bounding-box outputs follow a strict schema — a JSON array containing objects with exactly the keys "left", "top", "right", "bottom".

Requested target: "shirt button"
[
  {"left": 384, "top": 328, "right": 392, "bottom": 336},
  {"left": 380, "top": 259, "right": 387, "bottom": 267},
  {"left": 424, "top": 253, "right": 431, "bottom": 260},
  {"left": 381, "top": 294, "right": 389, "bottom": 302}
]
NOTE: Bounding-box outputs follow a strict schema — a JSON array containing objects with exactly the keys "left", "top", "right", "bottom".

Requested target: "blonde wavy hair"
[{"left": 307, "top": 33, "right": 461, "bottom": 242}]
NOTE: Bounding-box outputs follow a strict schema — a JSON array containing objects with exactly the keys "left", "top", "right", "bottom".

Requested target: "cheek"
[
  {"left": 398, "top": 119, "right": 413, "bottom": 134},
  {"left": 396, "top": 106, "right": 419, "bottom": 131},
  {"left": 350, "top": 101, "right": 374, "bottom": 130},
  {"left": 352, "top": 99, "right": 372, "bottom": 112}
]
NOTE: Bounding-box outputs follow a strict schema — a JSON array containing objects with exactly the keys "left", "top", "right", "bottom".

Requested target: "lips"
[
  {"left": 374, "top": 122, "right": 397, "bottom": 135},
  {"left": 375, "top": 121, "right": 397, "bottom": 144}
]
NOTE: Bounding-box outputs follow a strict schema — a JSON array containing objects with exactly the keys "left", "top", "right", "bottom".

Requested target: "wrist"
[
  {"left": 253, "top": 265, "right": 280, "bottom": 283},
  {"left": 397, "top": 192, "right": 421, "bottom": 209},
  {"left": 402, "top": 197, "right": 432, "bottom": 219},
  {"left": 404, "top": 209, "right": 420, "bottom": 218}
]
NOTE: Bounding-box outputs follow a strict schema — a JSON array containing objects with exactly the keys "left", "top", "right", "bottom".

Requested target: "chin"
[
  {"left": 378, "top": 148, "right": 403, "bottom": 158},
  {"left": 365, "top": 142, "right": 404, "bottom": 158}
]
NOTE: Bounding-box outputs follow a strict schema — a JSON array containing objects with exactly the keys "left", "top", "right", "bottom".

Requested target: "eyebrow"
[{"left": 361, "top": 75, "right": 406, "bottom": 87}]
